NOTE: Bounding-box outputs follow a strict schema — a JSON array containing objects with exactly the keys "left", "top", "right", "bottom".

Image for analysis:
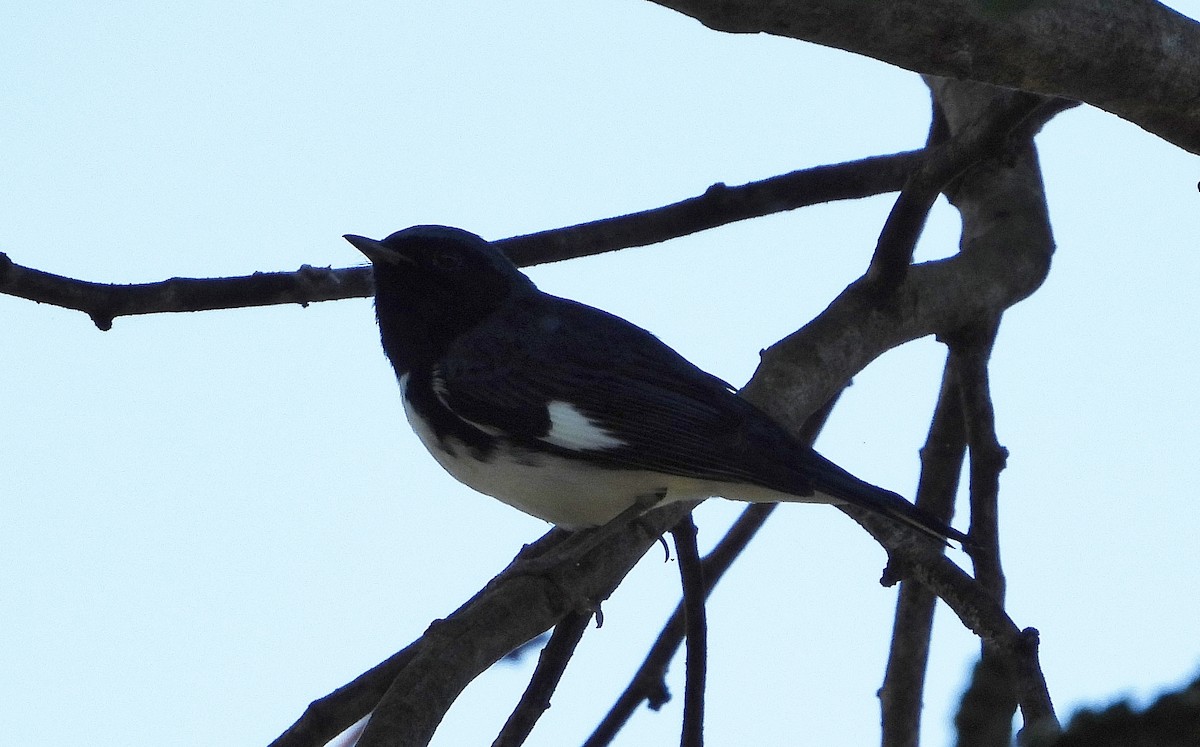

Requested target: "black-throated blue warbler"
[{"left": 346, "top": 225, "right": 966, "bottom": 544}]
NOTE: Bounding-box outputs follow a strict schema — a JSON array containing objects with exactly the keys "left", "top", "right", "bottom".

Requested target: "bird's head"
[{"left": 346, "top": 225, "right": 536, "bottom": 373}]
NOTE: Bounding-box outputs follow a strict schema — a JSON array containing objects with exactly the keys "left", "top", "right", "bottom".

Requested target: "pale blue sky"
[{"left": 3, "top": 2, "right": 1199, "bottom": 745}]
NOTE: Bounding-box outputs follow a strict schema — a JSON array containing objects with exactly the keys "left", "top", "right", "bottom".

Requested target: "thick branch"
[
  {"left": 740, "top": 88, "right": 1053, "bottom": 432},
  {"left": 649, "top": 0, "right": 1200, "bottom": 154},
  {"left": 955, "top": 648, "right": 1020, "bottom": 747},
  {"left": 318, "top": 511, "right": 685, "bottom": 747},
  {"left": 866, "top": 93, "right": 1072, "bottom": 293}
]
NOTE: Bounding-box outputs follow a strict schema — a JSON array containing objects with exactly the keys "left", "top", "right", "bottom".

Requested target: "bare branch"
[
  {"left": 740, "top": 84, "right": 1055, "bottom": 434},
  {"left": 496, "top": 151, "right": 922, "bottom": 267},
  {"left": 0, "top": 254, "right": 372, "bottom": 331},
  {"left": 1, "top": 89, "right": 1070, "bottom": 332},
  {"left": 950, "top": 320, "right": 1008, "bottom": 601},
  {"left": 269, "top": 645, "right": 419, "bottom": 747},
  {"left": 648, "top": 0, "right": 1200, "bottom": 154},
  {"left": 928, "top": 80, "right": 1059, "bottom": 733},
  {"left": 583, "top": 505, "right": 776, "bottom": 747},
  {"left": 954, "top": 649, "right": 1020, "bottom": 747},
  {"left": 944, "top": 317, "right": 1028, "bottom": 745},
  {"left": 737, "top": 79, "right": 1059, "bottom": 740},
  {"left": 344, "top": 510, "right": 685, "bottom": 747},
  {"left": 866, "top": 92, "right": 1068, "bottom": 293},
  {"left": 670, "top": 517, "right": 707, "bottom": 747},
  {"left": 491, "top": 611, "right": 594, "bottom": 747},
  {"left": 0, "top": 152, "right": 919, "bottom": 329},
  {"left": 951, "top": 318, "right": 1059, "bottom": 740},
  {"left": 880, "top": 355, "right": 968, "bottom": 747},
  {"left": 585, "top": 392, "right": 842, "bottom": 745}
]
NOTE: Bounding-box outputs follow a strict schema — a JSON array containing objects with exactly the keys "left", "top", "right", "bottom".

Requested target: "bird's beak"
[{"left": 344, "top": 234, "right": 412, "bottom": 266}]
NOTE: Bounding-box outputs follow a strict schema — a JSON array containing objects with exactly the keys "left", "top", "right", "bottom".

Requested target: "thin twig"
[
  {"left": 0, "top": 254, "right": 373, "bottom": 331},
  {"left": 3, "top": 93, "right": 1071, "bottom": 329},
  {"left": 0, "top": 151, "right": 921, "bottom": 329},
  {"left": 950, "top": 320, "right": 1007, "bottom": 597},
  {"left": 496, "top": 151, "right": 921, "bottom": 267},
  {"left": 583, "top": 393, "right": 843, "bottom": 747},
  {"left": 492, "top": 611, "right": 594, "bottom": 747},
  {"left": 581, "top": 505, "right": 776, "bottom": 747},
  {"left": 880, "top": 353, "right": 968, "bottom": 747},
  {"left": 670, "top": 516, "right": 707, "bottom": 747}
]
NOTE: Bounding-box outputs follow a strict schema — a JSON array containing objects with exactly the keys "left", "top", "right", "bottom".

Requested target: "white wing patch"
[{"left": 542, "top": 400, "right": 626, "bottom": 451}]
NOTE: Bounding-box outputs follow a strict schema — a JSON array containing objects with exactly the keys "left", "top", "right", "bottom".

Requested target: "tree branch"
[
  {"left": 947, "top": 317, "right": 1030, "bottom": 745},
  {"left": 648, "top": 0, "right": 1200, "bottom": 154},
  {"left": 880, "top": 355, "right": 968, "bottom": 747},
  {"left": 954, "top": 648, "right": 1020, "bottom": 747},
  {"left": 740, "top": 82, "right": 1055, "bottom": 435},
  {"left": 495, "top": 150, "right": 921, "bottom": 267},
  {"left": 268, "top": 643, "right": 420, "bottom": 747},
  {"left": 950, "top": 320, "right": 1008, "bottom": 604},
  {"left": 491, "top": 610, "right": 594, "bottom": 747},
  {"left": 584, "top": 390, "right": 842, "bottom": 746},
  {"left": 0, "top": 254, "right": 374, "bottom": 331},
  {"left": 670, "top": 516, "right": 707, "bottom": 747},
  {"left": 0, "top": 88, "right": 1071, "bottom": 332},
  {"left": 0, "top": 151, "right": 920, "bottom": 329},
  {"left": 932, "top": 81, "right": 1058, "bottom": 736},
  {"left": 343, "top": 513, "right": 684, "bottom": 747},
  {"left": 582, "top": 506, "right": 775, "bottom": 747},
  {"left": 866, "top": 92, "right": 1071, "bottom": 294},
  {"left": 738, "top": 78, "right": 1059, "bottom": 741}
]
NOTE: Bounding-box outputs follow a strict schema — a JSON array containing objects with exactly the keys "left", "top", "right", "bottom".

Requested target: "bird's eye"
[{"left": 432, "top": 251, "right": 463, "bottom": 271}]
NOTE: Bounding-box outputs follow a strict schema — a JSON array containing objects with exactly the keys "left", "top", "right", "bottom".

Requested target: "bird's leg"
[{"left": 569, "top": 491, "right": 668, "bottom": 557}]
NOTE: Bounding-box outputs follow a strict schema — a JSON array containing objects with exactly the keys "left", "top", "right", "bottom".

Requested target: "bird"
[{"left": 346, "top": 225, "right": 967, "bottom": 544}]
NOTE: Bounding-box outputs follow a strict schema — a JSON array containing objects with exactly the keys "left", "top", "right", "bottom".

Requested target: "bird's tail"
[{"left": 804, "top": 451, "right": 968, "bottom": 546}]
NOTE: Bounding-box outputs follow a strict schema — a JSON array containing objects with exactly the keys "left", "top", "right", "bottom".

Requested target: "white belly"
[{"left": 398, "top": 374, "right": 831, "bottom": 529}]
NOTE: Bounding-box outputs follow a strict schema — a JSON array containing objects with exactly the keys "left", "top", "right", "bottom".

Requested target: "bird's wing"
[
  {"left": 438, "top": 294, "right": 968, "bottom": 543},
  {"left": 436, "top": 294, "right": 816, "bottom": 494}
]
